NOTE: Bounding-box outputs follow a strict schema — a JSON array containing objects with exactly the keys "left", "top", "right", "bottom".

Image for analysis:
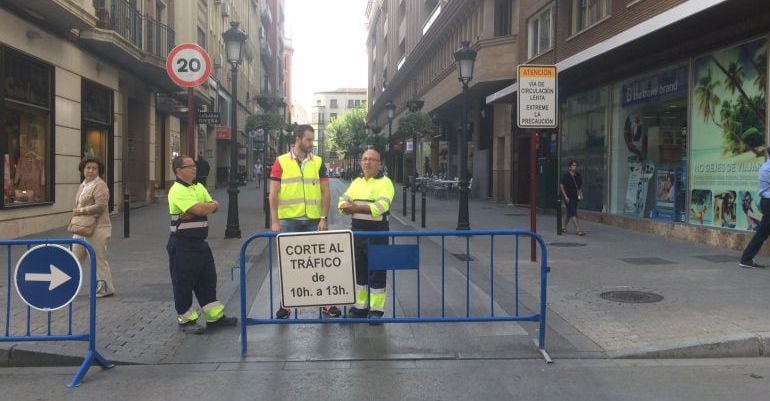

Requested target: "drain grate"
[
  {"left": 451, "top": 253, "right": 476, "bottom": 262},
  {"left": 619, "top": 257, "right": 677, "bottom": 265},
  {"left": 549, "top": 242, "right": 587, "bottom": 247},
  {"left": 692, "top": 254, "right": 737, "bottom": 263},
  {"left": 600, "top": 290, "right": 663, "bottom": 304}
]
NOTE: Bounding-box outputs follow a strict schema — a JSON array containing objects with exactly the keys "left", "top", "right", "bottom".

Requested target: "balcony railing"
[
  {"left": 110, "top": 0, "right": 143, "bottom": 49},
  {"left": 146, "top": 16, "right": 175, "bottom": 58},
  {"left": 94, "top": 0, "right": 175, "bottom": 58}
]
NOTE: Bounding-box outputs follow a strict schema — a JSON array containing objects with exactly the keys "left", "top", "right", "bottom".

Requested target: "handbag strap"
[{"left": 570, "top": 173, "right": 580, "bottom": 190}]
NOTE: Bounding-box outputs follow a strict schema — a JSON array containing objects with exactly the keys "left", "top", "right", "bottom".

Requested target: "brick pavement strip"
[{"left": 1, "top": 185, "right": 268, "bottom": 365}]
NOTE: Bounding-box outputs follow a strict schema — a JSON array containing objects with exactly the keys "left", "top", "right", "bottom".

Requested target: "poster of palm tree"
[{"left": 691, "top": 38, "right": 767, "bottom": 230}]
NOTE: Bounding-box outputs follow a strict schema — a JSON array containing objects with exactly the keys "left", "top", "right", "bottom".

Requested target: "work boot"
[
  {"left": 179, "top": 320, "right": 206, "bottom": 335},
  {"left": 347, "top": 307, "right": 368, "bottom": 318},
  {"left": 322, "top": 306, "right": 342, "bottom": 318},
  {"left": 207, "top": 315, "right": 238, "bottom": 328},
  {"left": 369, "top": 310, "right": 384, "bottom": 326},
  {"left": 275, "top": 307, "right": 291, "bottom": 319}
]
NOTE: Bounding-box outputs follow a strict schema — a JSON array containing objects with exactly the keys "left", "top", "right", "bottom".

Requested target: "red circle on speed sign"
[{"left": 166, "top": 43, "right": 212, "bottom": 88}]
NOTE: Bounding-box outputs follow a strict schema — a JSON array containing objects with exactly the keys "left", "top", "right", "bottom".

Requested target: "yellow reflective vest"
[
  {"left": 338, "top": 173, "right": 394, "bottom": 228},
  {"left": 277, "top": 152, "right": 323, "bottom": 219}
]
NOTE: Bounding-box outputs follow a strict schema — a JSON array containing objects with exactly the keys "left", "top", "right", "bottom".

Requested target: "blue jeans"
[{"left": 279, "top": 219, "right": 320, "bottom": 233}]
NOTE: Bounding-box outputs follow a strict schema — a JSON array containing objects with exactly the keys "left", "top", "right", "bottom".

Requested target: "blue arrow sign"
[{"left": 14, "top": 244, "right": 83, "bottom": 311}]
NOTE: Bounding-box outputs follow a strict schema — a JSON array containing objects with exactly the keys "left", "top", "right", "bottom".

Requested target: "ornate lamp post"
[
  {"left": 223, "top": 21, "right": 247, "bottom": 239},
  {"left": 385, "top": 101, "right": 396, "bottom": 178},
  {"left": 454, "top": 41, "right": 477, "bottom": 231}
]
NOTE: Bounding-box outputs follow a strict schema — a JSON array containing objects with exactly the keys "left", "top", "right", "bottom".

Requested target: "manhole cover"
[
  {"left": 619, "top": 257, "right": 677, "bottom": 265},
  {"left": 549, "top": 242, "right": 586, "bottom": 247},
  {"left": 600, "top": 290, "right": 663, "bottom": 303},
  {"left": 451, "top": 253, "right": 476, "bottom": 262},
  {"left": 692, "top": 254, "right": 737, "bottom": 263}
]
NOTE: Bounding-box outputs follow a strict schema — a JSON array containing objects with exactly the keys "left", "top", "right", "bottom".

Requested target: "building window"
[
  {"left": 355, "top": 99, "right": 362, "bottom": 107},
  {"left": 572, "top": 0, "right": 610, "bottom": 34},
  {"left": 2, "top": 49, "right": 54, "bottom": 207},
  {"left": 494, "top": 0, "right": 512, "bottom": 37},
  {"left": 330, "top": 99, "right": 338, "bottom": 109},
  {"left": 527, "top": 5, "right": 553, "bottom": 59},
  {"left": 197, "top": 27, "right": 206, "bottom": 48},
  {"left": 330, "top": 113, "right": 337, "bottom": 121},
  {"left": 348, "top": 99, "right": 354, "bottom": 108}
]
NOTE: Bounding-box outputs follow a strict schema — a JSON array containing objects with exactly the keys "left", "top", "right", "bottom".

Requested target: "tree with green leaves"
[
  {"left": 396, "top": 111, "right": 436, "bottom": 139},
  {"left": 326, "top": 106, "right": 387, "bottom": 160}
]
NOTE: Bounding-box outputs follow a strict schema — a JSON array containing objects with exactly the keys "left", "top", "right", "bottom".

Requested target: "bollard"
[
  {"left": 411, "top": 182, "right": 416, "bottom": 222},
  {"left": 556, "top": 196, "right": 562, "bottom": 235},
  {"left": 123, "top": 192, "right": 130, "bottom": 238},
  {"left": 421, "top": 188, "right": 426, "bottom": 228},
  {"left": 402, "top": 185, "right": 407, "bottom": 216}
]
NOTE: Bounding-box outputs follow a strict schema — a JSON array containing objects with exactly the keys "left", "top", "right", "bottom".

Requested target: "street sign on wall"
[
  {"left": 196, "top": 111, "right": 220, "bottom": 125},
  {"left": 277, "top": 230, "right": 356, "bottom": 307},
  {"left": 14, "top": 244, "right": 83, "bottom": 311},
  {"left": 517, "top": 65, "right": 558, "bottom": 129},
  {"left": 166, "top": 43, "right": 212, "bottom": 88}
]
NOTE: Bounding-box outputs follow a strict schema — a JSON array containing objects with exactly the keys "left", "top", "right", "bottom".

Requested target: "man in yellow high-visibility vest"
[
  {"left": 268, "top": 124, "right": 337, "bottom": 319},
  {"left": 339, "top": 148, "right": 394, "bottom": 320}
]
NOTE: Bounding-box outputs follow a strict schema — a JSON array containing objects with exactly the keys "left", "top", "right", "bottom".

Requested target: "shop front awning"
[{"left": 486, "top": 0, "right": 729, "bottom": 105}]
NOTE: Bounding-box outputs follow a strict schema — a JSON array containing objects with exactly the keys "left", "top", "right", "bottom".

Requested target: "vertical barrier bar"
[
  {"left": 490, "top": 235, "right": 494, "bottom": 317},
  {"left": 416, "top": 236, "right": 421, "bottom": 318},
  {"left": 68, "top": 303, "right": 73, "bottom": 335},
  {"left": 5, "top": 246, "right": 11, "bottom": 336},
  {"left": 240, "top": 237, "right": 248, "bottom": 356},
  {"left": 465, "top": 236, "right": 470, "bottom": 318},
  {"left": 515, "top": 235, "right": 520, "bottom": 316},
  {"left": 539, "top": 237, "right": 549, "bottom": 350},
  {"left": 441, "top": 236, "right": 446, "bottom": 318},
  {"left": 47, "top": 312, "right": 52, "bottom": 336},
  {"left": 26, "top": 307, "right": 31, "bottom": 336},
  {"left": 391, "top": 235, "right": 396, "bottom": 318},
  {"left": 268, "top": 237, "right": 274, "bottom": 318}
]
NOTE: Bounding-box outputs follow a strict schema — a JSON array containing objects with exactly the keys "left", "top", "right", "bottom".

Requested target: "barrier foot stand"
[
  {"left": 533, "top": 339, "right": 553, "bottom": 364},
  {"left": 67, "top": 350, "right": 114, "bottom": 388}
]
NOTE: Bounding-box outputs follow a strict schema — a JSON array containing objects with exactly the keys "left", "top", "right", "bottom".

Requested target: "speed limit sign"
[{"left": 166, "top": 43, "right": 212, "bottom": 88}]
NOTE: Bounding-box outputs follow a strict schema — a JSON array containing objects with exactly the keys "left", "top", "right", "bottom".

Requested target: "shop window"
[
  {"left": 690, "top": 38, "right": 767, "bottom": 231},
  {"left": 527, "top": 5, "right": 553, "bottom": 59},
  {"left": 609, "top": 65, "right": 688, "bottom": 221},
  {"left": 559, "top": 87, "right": 608, "bottom": 212},
  {"left": 572, "top": 0, "right": 611, "bottom": 34},
  {"left": 2, "top": 49, "right": 53, "bottom": 207}
]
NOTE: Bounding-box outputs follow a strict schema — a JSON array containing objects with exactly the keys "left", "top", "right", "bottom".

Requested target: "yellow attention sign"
[{"left": 517, "top": 65, "right": 558, "bottom": 128}]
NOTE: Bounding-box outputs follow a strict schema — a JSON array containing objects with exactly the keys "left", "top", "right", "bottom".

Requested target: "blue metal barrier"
[
  {"left": 1, "top": 238, "right": 113, "bottom": 387},
  {"left": 239, "top": 229, "right": 550, "bottom": 361}
]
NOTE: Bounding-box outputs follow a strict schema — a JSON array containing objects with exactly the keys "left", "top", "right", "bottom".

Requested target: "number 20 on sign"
[{"left": 166, "top": 43, "right": 212, "bottom": 88}]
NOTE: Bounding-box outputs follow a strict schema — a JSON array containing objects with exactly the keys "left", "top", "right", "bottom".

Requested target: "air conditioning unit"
[
  {"left": 221, "top": 2, "right": 231, "bottom": 17},
  {"left": 213, "top": 54, "right": 223, "bottom": 68}
]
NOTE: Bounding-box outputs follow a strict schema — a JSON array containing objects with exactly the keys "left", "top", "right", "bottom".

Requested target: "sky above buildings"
[{"left": 286, "top": 0, "right": 368, "bottom": 123}]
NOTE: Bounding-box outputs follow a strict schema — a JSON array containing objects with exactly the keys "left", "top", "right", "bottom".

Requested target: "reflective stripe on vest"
[
  {"left": 277, "top": 153, "right": 323, "bottom": 219},
  {"left": 351, "top": 200, "right": 384, "bottom": 221}
]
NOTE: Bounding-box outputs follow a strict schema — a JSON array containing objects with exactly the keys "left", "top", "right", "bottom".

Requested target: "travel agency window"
[
  {"left": 559, "top": 87, "right": 609, "bottom": 212},
  {"left": 609, "top": 65, "right": 688, "bottom": 222},
  {"left": 689, "top": 38, "right": 767, "bottom": 231},
  {"left": 2, "top": 48, "right": 54, "bottom": 207}
]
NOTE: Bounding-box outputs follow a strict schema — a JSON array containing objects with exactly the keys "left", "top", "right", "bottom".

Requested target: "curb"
[{"left": 612, "top": 333, "right": 770, "bottom": 359}]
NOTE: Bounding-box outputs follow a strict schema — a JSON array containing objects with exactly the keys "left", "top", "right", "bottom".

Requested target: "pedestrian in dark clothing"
[
  {"left": 560, "top": 160, "right": 585, "bottom": 236},
  {"left": 195, "top": 153, "right": 210, "bottom": 187},
  {"left": 739, "top": 154, "right": 770, "bottom": 269}
]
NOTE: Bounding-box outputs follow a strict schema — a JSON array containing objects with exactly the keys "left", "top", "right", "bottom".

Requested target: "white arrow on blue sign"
[{"left": 14, "top": 244, "right": 83, "bottom": 311}]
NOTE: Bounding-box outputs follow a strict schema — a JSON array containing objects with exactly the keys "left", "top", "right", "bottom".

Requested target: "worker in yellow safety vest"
[
  {"left": 268, "top": 124, "right": 337, "bottom": 319},
  {"left": 339, "top": 148, "right": 395, "bottom": 319},
  {"left": 167, "top": 155, "right": 238, "bottom": 334}
]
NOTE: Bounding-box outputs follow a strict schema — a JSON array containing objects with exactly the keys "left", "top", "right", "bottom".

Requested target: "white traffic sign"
[
  {"left": 517, "top": 65, "right": 558, "bottom": 128},
  {"left": 14, "top": 244, "right": 83, "bottom": 311},
  {"left": 166, "top": 43, "right": 212, "bottom": 88},
  {"left": 277, "top": 230, "right": 356, "bottom": 307}
]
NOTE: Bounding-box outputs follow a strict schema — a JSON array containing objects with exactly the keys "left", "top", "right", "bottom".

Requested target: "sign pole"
[
  {"left": 188, "top": 87, "right": 195, "bottom": 156},
  {"left": 530, "top": 131, "right": 538, "bottom": 262}
]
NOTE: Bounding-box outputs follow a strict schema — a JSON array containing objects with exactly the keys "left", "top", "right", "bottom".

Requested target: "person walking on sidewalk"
[
  {"left": 71, "top": 156, "right": 115, "bottom": 298},
  {"left": 339, "top": 148, "right": 395, "bottom": 320},
  {"left": 739, "top": 153, "right": 770, "bottom": 269},
  {"left": 269, "top": 124, "right": 339, "bottom": 319},
  {"left": 195, "top": 152, "right": 210, "bottom": 187},
  {"left": 254, "top": 162, "right": 263, "bottom": 188},
  {"left": 167, "top": 155, "right": 238, "bottom": 334},
  {"left": 560, "top": 160, "right": 585, "bottom": 236}
]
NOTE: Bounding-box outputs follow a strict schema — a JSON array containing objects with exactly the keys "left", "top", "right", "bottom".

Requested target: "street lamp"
[
  {"left": 454, "top": 40, "right": 476, "bottom": 231},
  {"left": 385, "top": 101, "right": 396, "bottom": 178},
  {"left": 223, "top": 21, "right": 247, "bottom": 239}
]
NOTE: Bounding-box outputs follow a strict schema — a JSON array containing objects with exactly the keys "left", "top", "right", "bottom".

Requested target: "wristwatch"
[{"left": 320, "top": 216, "right": 328, "bottom": 221}]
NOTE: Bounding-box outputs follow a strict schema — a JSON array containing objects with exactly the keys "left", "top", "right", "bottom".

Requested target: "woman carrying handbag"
[
  {"left": 69, "top": 156, "right": 115, "bottom": 298},
  {"left": 560, "top": 160, "right": 586, "bottom": 236}
]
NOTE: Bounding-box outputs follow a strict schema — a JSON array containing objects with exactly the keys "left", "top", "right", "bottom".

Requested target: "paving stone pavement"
[
  {"left": 1, "top": 183, "right": 269, "bottom": 364},
  {"left": 391, "top": 183, "right": 770, "bottom": 357}
]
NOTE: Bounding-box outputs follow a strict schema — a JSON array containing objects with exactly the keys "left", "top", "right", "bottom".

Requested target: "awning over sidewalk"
[{"left": 485, "top": 0, "right": 729, "bottom": 105}]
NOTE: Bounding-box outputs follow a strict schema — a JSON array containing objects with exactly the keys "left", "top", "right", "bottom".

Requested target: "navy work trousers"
[
  {"left": 741, "top": 197, "right": 770, "bottom": 263},
  {"left": 166, "top": 236, "right": 218, "bottom": 315},
  {"left": 354, "top": 234, "right": 388, "bottom": 290}
]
